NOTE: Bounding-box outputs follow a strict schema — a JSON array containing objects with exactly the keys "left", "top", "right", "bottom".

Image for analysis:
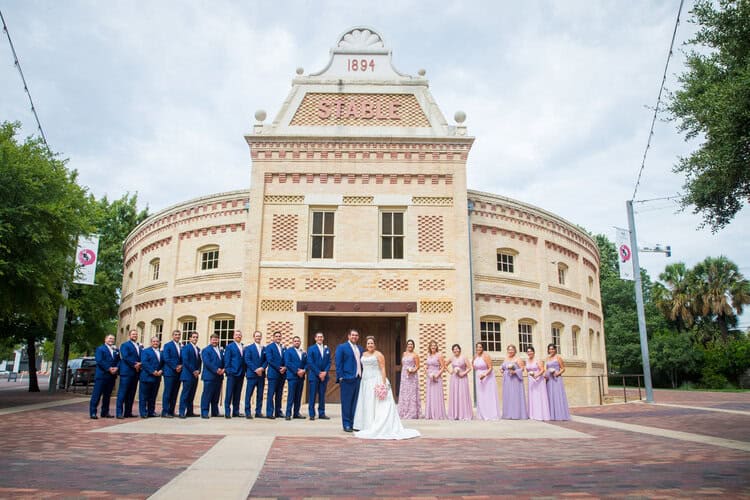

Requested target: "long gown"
[
  {"left": 397, "top": 355, "right": 420, "bottom": 419},
  {"left": 545, "top": 358, "right": 570, "bottom": 420},
  {"left": 448, "top": 357, "right": 473, "bottom": 420},
  {"left": 501, "top": 360, "right": 528, "bottom": 419},
  {"left": 526, "top": 360, "right": 551, "bottom": 421},
  {"left": 353, "top": 355, "right": 420, "bottom": 440},
  {"left": 473, "top": 356, "right": 499, "bottom": 420},
  {"left": 424, "top": 354, "right": 448, "bottom": 419}
]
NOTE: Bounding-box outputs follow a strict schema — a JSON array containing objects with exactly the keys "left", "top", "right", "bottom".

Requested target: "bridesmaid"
[
  {"left": 473, "top": 342, "right": 500, "bottom": 420},
  {"left": 447, "top": 344, "right": 473, "bottom": 420},
  {"left": 501, "top": 344, "right": 528, "bottom": 419},
  {"left": 423, "top": 340, "right": 448, "bottom": 419},
  {"left": 545, "top": 343, "right": 570, "bottom": 420},
  {"left": 397, "top": 339, "right": 421, "bottom": 419},
  {"left": 525, "top": 346, "right": 550, "bottom": 421}
]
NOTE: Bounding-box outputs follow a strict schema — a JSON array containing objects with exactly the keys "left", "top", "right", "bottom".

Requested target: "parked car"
[{"left": 66, "top": 357, "right": 96, "bottom": 387}]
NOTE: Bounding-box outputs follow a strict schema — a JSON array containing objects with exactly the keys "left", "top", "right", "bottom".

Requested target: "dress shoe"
[
  {"left": 309, "top": 416, "right": 315, "bottom": 421},
  {"left": 148, "top": 414, "right": 158, "bottom": 418},
  {"left": 343, "top": 427, "right": 353, "bottom": 432},
  {"left": 140, "top": 415, "right": 148, "bottom": 419},
  {"left": 245, "top": 415, "right": 253, "bottom": 419},
  {"left": 254, "top": 413, "right": 263, "bottom": 418},
  {"left": 225, "top": 415, "right": 232, "bottom": 419},
  {"left": 318, "top": 415, "right": 330, "bottom": 420},
  {"left": 187, "top": 414, "right": 198, "bottom": 418},
  {"left": 233, "top": 414, "right": 241, "bottom": 418},
  {"left": 116, "top": 416, "right": 125, "bottom": 420},
  {"left": 162, "top": 414, "right": 174, "bottom": 419},
  {"left": 201, "top": 415, "right": 209, "bottom": 419},
  {"left": 102, "top": 415, "right": 114, "bottom": 419},
  {"left": 293, "top": 415, "right": 306, "bottom": 419},
  {"left": 267, "top": 415, "right": 276, "bottom": 420},
  {"left": 285, "top": 416, "right": 292, "bottom": 421},
  {"left": 179, "top": 415, "right": 187, "bottom": 419},
  {"left": 90, "top": 415, "right": 98, "bottom": 420}
]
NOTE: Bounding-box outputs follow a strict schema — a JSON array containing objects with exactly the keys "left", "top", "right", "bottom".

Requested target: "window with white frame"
[
  {"left": 551, "top": 323, "right": 562, "bottom": 355},
  {"left": 557, "top": 263, "right": 568, "bottom": 285},
  {"left": 381, "top": 211, "right": 404, "bottom": 259},
  {"left": 211, "top": 316, "right": 235, "bottom": 348},
  {"left": 179, "top": 316, "right": 197, "bottom": 343},
  {"left": 479, "top": 317, "right": 503, "bottom": 352},
  {"left": 199, "top": 245, "right": 220, "bottom": 271},
  {"left": 311, "top": 211, "right": 335, "bottom": 259},
  {"left": 571, "top": 326, "right": 580, "bottom": 356},
  {"left": 497, "top": 248, "right": 517, "bottom": 273},
  {"left": 136, "top": 322, "right": 145, "bottom": 344},
  {"left": 518, "top": 322, "right": 533, "bottom": 352},
  {"left": 150, "top": 319, "right": 164, "bottom": 343},
  {"left": 149, "top": 258, "right": 160, "bottom": 281}
]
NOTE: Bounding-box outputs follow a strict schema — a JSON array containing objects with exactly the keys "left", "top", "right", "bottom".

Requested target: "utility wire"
[
  {"left": 1, "top": 9, "right": 51, "bottom": 154},
  {"left": 631, "top": 0, "right": 685, "bottom": 201}
]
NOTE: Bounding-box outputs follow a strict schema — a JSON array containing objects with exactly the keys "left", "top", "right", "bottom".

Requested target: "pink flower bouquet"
[{"left": 374, "top": 383, "right": 388, "bottom": 400}]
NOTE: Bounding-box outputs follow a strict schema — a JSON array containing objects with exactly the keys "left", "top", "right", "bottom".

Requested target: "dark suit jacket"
[
  {"left": 201, "top": 345, "right": 225, "bottom": 382},
  {"left": 284, "top": 348, "right": 307, "bottom": 380},
  {"left": 306, "top": 344, "right": 331, "bottom": 381},
  {"left": 162, "top": 340, "right": 182, "bottom": 377},
  {"left": 118, "top": 341, "right": 141, "bottom": 377},
  {"left": 244, "top": 343, "right": 266, "bottom": 379},
  {"left": 180, "top": 343, "right": 202, "bottom": 382},
  {"left": 95, "top": 344, "right": 120, "bottom": 380},
  {"left": 224, "top": 342, "right": 245, "bottom": 377},
  {"left": 264, "top": 343, "right": 285, "bottom": 380},
  {"left": 139, "top": 347, "right": 163, "bottom": 383}
]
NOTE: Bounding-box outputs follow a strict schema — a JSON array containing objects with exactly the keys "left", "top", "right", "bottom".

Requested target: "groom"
[{"left": 335, "top": 328, "right": 363, "bottom": 432}]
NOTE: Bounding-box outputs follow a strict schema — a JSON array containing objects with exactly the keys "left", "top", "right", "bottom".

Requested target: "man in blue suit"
[
  {"left": 243, "top": 330, "right": 266, "bottom": 419},
  {"left": 335, "top": 328, "right": 363, "bottom": 432},
  {"left": 306, "top": 331, "right": 331, "bottom": 420},
  {"left": 283, "top": 335, "right": 307, "bottom": 420},
  {"left": 161, "top": 329, "right": 183, "bottom": 418},
  {"left": 116, "top": 329, "right": 141, "bottom": 419},
  {"left": 264, "top": 331, "right": 286, "bottom": 419},
  {"left": 89, "top": 334, "right": 120, "bottom": 419},
  {"left": 178, "top": 331, "right": 201, "bottom": 418},
  {"left": 138, "top": 336, "right": 164, "bottom": 418},
  {"left": 223, "top": 330, "right": 245, "bottom": 418},
  {"left": 200, "top": 333, "right": 225, "bottom": 418}
]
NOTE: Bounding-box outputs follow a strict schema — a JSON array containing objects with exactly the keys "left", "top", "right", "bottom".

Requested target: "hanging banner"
[
  {"left": 73, "top": 235, "right": 99, "bottom": 285},
  {"left": 615, "top": 228, "right": 634, "bottom": 281}
]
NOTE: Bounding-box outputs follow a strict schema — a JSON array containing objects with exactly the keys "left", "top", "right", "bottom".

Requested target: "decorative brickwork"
[
  {"left": 545, "top": 241, "right": 580, "bottom": 261},
  {"left": 417, "top": 215, "right": 445, "bottom": 252},
  {"left": 418, "top": 323, "right": 447, "bottom": 357},
  {"left": 262, "top": 172, "right": 454, "bottom": 185},
  {"left": 124, "top": 253, "right": 138, "bottom": 269},
  {"left": 269, "top": 277, "right": 295, "bottom": 290},
  {"left": 304, "top": 277, "right": 337, "bottom": 291},
  {"left": 550, "top": 302, "right": 584, "bottom": 316},
  {"left": 119, "top": 307, "right": 132, "bottom": 319},
  {"left": 377, "top": 279, "right": 409, "bottom": 291},
  {"left": 179, "top": 223, "right": 245, "bottom": 240},
  {"left": 271, "top": 214, "right": 299, "bottom": 251},
  {"left": 264, "top": 195, "right": 305, "bottom": 204},
  {"left": 140, "top": 237, "right": 172, "bottom": 256},
  {"left": 583, "top": 257, "right": 598, "bottom": 275},
  {"left": 412, "top": 196, "right": 453, "bottom": 206},
  {"left": 265, "top": 322, "right": 294, "bottom": 344},
  {"left": 475, "top": 293, "right": 542, "bottom": 308},
  {"left": 420, "top": 301, "right": 454, "bottom": 314},
  {"left": 260, "top": 299, "right": 295, "bottom": 312},
  {"left": 472, "top": 223, "right": 538, "bottom": 244},
  {"left": 134, "top": 298, "right": 166, "bottom": 311},
  {"left": 289, "top": 93, "right": 430, "bottom": 127},
  {"left": 418, "top": 279, "right": 446, "bottom": 291},
  {"left": 342, "top": 196, "right": 374, "bottom": 205},
  {"left": 172, "top": 291, "right": 241, "bottom": 303},
  {"left": 588, "top": 312, "right": 602, "bottom": 324}
]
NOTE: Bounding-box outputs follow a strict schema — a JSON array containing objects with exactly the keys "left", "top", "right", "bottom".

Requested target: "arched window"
[
  {"left": 518, "top": 319, "right": 536, "bottom": 353},
  {"left": 136, "top": 322, "right": 145, "bottom": 344},
  {"left": 588, "top": 276, "right": 594, "bottom": 296},
  {"left": 551, "top": 322, "right": 564, "bottom": 355},
  {"left": 557, "top": 263, "right": 568, "bottom": 286},
  {"left": 589, "top": 328, "right": 595, "bottom": 360},
  {"left": 496, "top": 248, "right": 518, "bottom": 273},
  {"left": 479, "top": 316, "right": 504, "bottom": 352},
  {"left": 209, "top": 314, "right": 235, "bottom": 348},
  {"left": 571, "top": 326, "right": 581, "bottom": 356},
  {"left": 149, "top": 258, "right": 160, "bottom": 281},
  {"left": 179, "top": 316, "right": 197, "bottom": 343},
  {"left": 198, "top": 245, "right": 220, "bottom": 271},
  {"left": 150, "top": 319, "right": 164, "bottom": 343}
]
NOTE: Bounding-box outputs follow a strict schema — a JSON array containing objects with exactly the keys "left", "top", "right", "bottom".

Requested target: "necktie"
[
  {"left": 319, "top": 345, "right": 324, "bottom": 358},
  {"left": 238, "top": 342, "right": 243, "bottom": 355},
  {"left": 351, "top": 342, "right": 361, "bottom": 377},
  {"left": 175, "top": 341, "right": 181, "bottom": 359},
  {"left": 193, "top": 344, "right": 198, "bottom": 358},
  {"left": 256, "top": 343, "right": 261, "bottom": 356},
  {"left": 277, "top": 343, "right": 282, "bottom": 356},
  {"left": 214, "top": 346, "right": 220, "bottom": 358},
  {"left": 297, "top": 348, "right": 302, "bottom": 360},
  {"left": 107, "top": 346, "right": 114, "bottom": 358},
  {"left": 155, "top": 349, "right": 160, "bottom": 362},
  {"left": 133, "top": 341, "right": 139, "bottom": 354}
]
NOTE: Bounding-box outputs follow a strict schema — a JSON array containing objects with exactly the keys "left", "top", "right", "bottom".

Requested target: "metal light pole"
[{"left": 467, "top": 199, "right": 477, "bottom": 404}]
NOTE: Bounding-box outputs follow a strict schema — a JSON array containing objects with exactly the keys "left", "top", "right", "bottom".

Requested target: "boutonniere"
[
  {"left": 220, "top": 347, "right": 225, "bottom": 354},
  {"left": 113, "top": 348, "right": 120, "bottom": 356}
]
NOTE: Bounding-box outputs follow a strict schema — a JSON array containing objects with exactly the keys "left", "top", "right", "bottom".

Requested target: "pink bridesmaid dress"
[
  {"left": 424, "top": 354, "right": 447, "bottom": 419},
  {"left": 473, "top": 356, "right": 500, "bottom": 420},
  {"left": 526, "top": 360, "right": 551, "bottom": 420},
  {"left": 448, "top": 357, "right": 473, "bottom": 420}
]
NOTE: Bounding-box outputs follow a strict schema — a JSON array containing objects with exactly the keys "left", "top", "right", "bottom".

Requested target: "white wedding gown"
[{"left": 353, "top": 354, "right": 420, "bottom": 440}]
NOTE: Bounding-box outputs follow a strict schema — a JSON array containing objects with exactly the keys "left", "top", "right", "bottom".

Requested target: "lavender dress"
[
  {"left": 397, "top": 355, "right": 420, "bottom": 419},
  {"left": 424, "top": 354, "right": 447, "bottom": 419},
  {"left": 448, "top": 357, "right": 473, "bottom": 420},
  {"left": 546, "top": 359, "right": 570, "bottom": 420},
  {"left": 473, "top": 356, "right": 500, "bottom": 420},
  {"left": 501, "top": 361, "right": 528, "bottom": 419},
  {"left": 526, "top": 360, "right": 551, "bottom": 421}
]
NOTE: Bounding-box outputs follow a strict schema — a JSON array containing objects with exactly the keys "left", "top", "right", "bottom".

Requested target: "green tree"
[
  {"left": 650, "top": 330, "right": 703, "bottom": 388},
  {"left": 652, "top": 262, "right": 695, "bottom": 332},
  {"left": 690, "top": 256, "right": 750, "bottom": 340},
  {"left": 667, "top": 0, "right": 750, "bottom": 231},
  {"left": 0, "top": 122, "right": 92, "bottom": 391}
]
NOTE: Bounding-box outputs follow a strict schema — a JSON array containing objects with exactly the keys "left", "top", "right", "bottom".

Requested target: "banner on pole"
[
  {"left": 74, "top": 235, "right": 99, "bottom": 285},
  {"left": 615, "top": 228, "right": 634, "bottom": 281}
]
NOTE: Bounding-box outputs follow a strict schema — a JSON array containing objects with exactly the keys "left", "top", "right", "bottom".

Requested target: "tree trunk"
[
  {"left": 717, "top": 315, "right": 729, "bottom": 342},
  {"left": 61, "top": 341, "right": 71, "bottom": 389},
  {"left": 26, "top": 332, "right": 40, "bottom": 392}
]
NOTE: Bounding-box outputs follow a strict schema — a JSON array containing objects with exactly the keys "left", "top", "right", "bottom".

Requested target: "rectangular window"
[
  {"left": 150, "top": 321, "right": 163, "bottom": 343},
  {"left": 201, "top": 249, "right": 219, "bottom": 270},
  {"left": 480, "top": 321, "right": 502, "bottom": 352},
  {"left": 558, "top": 266, "right": 566, "bottom": 285},
  {"left": 497, "top": 253, "right": 515, "bottom": 273},
  {"left": 551, "top": 326, "right": 561, "bottom": 355},
  {"left": 518, "top": 323, "right": 533, "bottom": 352},
  {"left": 311, "top": 211, "right": 335, "bottom": 259},
  {"left": 213, "top": 318, "right": 235, "bottom": 348},
  {"left": 181, "top": 319, "right": 197, "bottom": 343},
  {"left": 572, "top": 329, "right": 579, "bottom": 356},
  {"left": 381, "top": 211, "right": 404, "bottom": 259},
  {"left": 151, "top": 260, "right": 160, "bottom": 281}
]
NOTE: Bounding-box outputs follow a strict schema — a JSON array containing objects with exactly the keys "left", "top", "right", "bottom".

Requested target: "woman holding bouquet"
[
  {"left": 545, "top": 343, "right": 570, "bottom": 420},
  {"left": 501, "top": 344, "right": 528, "bottom": 419},
  {"left": 525, "top": 346, "right": 550, "bottom": 420},
  {"left": 397, "top": 339, "right": 420, "bottom": 419},
  {"left": 473, "top": 342, "right": 500, "bottom": 420},
  {"left": 353, "top": 336, "right": 420, "bottom": 439},
  {"left": 447, "top": 344, "right": 473, "bottom": 420},
  {"left": 424, "top": 340, "right": 448, "bottom": 419}
]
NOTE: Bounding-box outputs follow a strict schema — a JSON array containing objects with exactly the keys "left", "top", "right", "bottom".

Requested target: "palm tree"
[
  {"left": 690, "top": 256, "right": 750, "bottom": 341},
  {"left": 653, "top": 262, "right": 694, "bottom": 332}
]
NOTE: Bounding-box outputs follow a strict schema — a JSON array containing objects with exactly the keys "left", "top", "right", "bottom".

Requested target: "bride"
[{"left": 353, "top": 336, "right": 420, "bottom": 440}]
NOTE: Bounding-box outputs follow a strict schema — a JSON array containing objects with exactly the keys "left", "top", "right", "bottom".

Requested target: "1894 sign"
[{"left": 347, "top": 58, "right": 375, "bottom": 72}]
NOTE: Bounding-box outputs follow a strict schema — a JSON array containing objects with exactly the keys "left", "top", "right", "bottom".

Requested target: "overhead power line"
[
  {"left": 1, "top": 9, "right": 51, "bottom": 154},
  {"left": 631, "top": 0, "right": 685, "bottom": 201}
]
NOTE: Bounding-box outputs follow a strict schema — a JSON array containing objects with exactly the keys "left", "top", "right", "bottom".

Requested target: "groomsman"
[
  {"left": 200, "top": 333, "right": 225, "bottom": 418},
  {"left": 283, "top": 336, "right": 307, "bottom": 420},
  {"left": 116, "top": 329, "right": 141, "bottom": 418},
  {"left": 243, "top": 330, "right": 266, "bottom": 419},
  {"left": 335, "top": 328, "right": 363, "bottom": 432},
  {"left": 179, "top": 331, "right": 201, "bottom": 418},
  {"left": 264, "top": 331, "right": 286, "bottom": 419},
  {"left": 161, "top": 329, "right": 183, "bottom": 418},
  {"left": 89, "top": 334, "right": 119, "bottom": 419},
  {"left": 306, "top": 331, "right": 331, "bottom": 420},
  {"left": 224, "top": 330, "right": 246, "bottom": 418},
  {"left": 139, "top": 336, "right": 163, "bottom": 418}
]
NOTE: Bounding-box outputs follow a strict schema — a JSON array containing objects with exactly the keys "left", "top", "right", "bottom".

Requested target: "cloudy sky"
[{"left": 1, "top": 1, "right": 748, "bottom": 325}]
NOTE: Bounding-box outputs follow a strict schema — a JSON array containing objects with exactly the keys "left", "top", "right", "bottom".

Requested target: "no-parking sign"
[
  {"left": 615, "top": 228, "right": 634, "bottom": 281},
  {"left": 74, "top": 235, "right": 99, "bottom": 285}
]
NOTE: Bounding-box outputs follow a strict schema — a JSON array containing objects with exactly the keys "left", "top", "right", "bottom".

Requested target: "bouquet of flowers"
[{"left": 374, "top": 383, "right": 388, "bottom": 401}]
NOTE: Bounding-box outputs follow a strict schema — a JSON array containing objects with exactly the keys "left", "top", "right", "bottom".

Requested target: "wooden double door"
[{"left": 306, "top": 315, "right": 406, "bottom": 403}]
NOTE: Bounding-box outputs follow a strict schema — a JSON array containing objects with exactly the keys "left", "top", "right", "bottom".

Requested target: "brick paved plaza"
[{"left": 0, "top": 382, "right": 747, "bottom": 499}]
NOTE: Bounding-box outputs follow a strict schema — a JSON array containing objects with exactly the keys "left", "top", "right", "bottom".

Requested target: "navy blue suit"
[
  {"left": 116, "top": 340, "right": 141, "bottom": 417},
  {"left": 264, "top": 343, "right": 286, "bottom": 418},
  {"left": 179, "top": 342, "right": 201, "bottom": 417},
  {"left": 243, "top": 342, "right": 266, "bottom": 416},
  {"left": 138, "top": 347, "right": 163, "bottom": 417},
  {"left": 284, "top": 347, "right": 307, "bottom": 418},
  {"left": 161, "top": 340, "right": 183, "bottom": 416},
  {"left": 335, "top": 341, "right": 363, "bottom": 430},
  {"left": 89, "top": 344, "right": 120, "bottom": 417},
  {"left": 223, "top": 342, "right": 245, "bottom": 417},
  {"left": 200, "top": 345, "right": 225, "bottom": 418},
  {"left": 307, "top": 343, "right": 331, "bottom": 417}
]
